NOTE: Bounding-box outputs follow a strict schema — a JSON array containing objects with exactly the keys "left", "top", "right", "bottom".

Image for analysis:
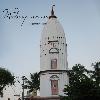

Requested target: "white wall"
[
  {"left": 40, "top": 17, "right": 69, "bottom": 97},
  {"left": 40, "top": 72, "right": 68, "bottom": 97}
]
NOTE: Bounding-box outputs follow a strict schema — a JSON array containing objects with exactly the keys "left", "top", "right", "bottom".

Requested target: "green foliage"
[
  {"left": 92, "top": 62, "right": 100, "bottom": 87},
  {"left": 26, "top": 72, "right": 40, "bottom": 93},
  {"left": 0, "top": 67, "right": 15, "bottom": 97},
  {"left": 62, "top": 62, "right": 100, "bottom": 100}
]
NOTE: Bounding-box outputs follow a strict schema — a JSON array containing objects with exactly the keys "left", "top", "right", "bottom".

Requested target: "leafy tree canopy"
[
  {"left": 92, "top": 62, "right": 100, "bottom": 87},
  {"left": 0, "top": 67, "right": 15, "bottom": 97},
  {"left": 62, "top": 62, "right": 100, "bottom": 100},
  {"left": 26, "top": 72, "right": 40, "bottom": 93}
]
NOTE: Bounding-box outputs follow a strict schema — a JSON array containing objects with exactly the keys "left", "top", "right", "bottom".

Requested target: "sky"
[{"left": 0, "top": 0, "right": 100, "bottom": 78}]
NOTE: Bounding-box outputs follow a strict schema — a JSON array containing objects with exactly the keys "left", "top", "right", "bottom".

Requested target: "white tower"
[{"left": 40, "top": 6, "right": 69, "bottom": 97}]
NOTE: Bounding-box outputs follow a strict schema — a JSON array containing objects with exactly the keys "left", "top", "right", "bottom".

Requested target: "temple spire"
[
  {"left": 51, "top": 5, "right": 54, "bottom": 16},
  {"left": 49, "top": 5, "right": 57, "bottom": 19}
]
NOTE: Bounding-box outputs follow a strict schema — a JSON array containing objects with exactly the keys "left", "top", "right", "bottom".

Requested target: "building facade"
[{"left": 40, "top": 6, "right": 69, "bottom": 97}]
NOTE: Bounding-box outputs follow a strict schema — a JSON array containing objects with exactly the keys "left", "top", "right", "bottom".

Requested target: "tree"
[
  {"left": 0, "top": 67, "right": 15, "bottom": 97},
  {"left": 62, "top": 63, "right": 100, "bottom": 100},
  {"left": 92, "top": 62, "right": 100, "bottom": 87},
  {"left": 26, "top": 72, "right": 40, "bottom": 94},
  {"left": 90, "top": 62, "right": 100, "bottom": 99}
]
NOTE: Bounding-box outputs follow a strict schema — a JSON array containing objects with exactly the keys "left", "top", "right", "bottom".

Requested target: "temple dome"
[{"left": 41, "top": 18, "right": 65, "bottom": 40}]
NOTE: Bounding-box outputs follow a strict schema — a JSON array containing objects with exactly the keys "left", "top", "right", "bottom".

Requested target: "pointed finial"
[
  {"left": 51, "top": 5, "right": 55, "bottom": 16},
  {"left": 49, "top": 5, "right": 57, "bottom": 19}
]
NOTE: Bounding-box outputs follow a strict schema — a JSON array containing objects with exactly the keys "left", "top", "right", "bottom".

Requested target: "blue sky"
[{"left": 0, "top": 0, "right": 100, "bottom": 77}]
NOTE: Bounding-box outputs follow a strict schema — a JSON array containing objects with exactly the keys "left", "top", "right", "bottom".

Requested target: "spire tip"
[{"left": 49, "top": 5, "right": 57, "bottom": 19}]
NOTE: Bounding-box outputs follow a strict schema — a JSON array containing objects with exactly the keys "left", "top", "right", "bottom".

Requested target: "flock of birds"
[{"left": 1, "top": 8, "right": 48, "bottom": 27}]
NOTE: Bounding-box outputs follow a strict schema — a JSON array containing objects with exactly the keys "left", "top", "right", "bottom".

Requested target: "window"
[
  {"left": 51, "top": 59, "right": 57, "bottom": 69},
  {"left": 51, "top": 80, "right": 58, "bottom": 95},
  {"left": 49, "top": 48, "right": 59, "bottom": 54}
]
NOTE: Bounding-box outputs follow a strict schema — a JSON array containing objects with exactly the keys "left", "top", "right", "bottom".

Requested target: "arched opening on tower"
[
  {"left": 51, "top": 59, "right": 57, "bottom": 69},
  {"left": 51, "top": 80, "right": 58, "bottom": 95}
]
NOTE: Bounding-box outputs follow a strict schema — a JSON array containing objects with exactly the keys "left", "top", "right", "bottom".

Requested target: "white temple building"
[{"left": 40, "top": 6, "right": 69, "bottom": 97}]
